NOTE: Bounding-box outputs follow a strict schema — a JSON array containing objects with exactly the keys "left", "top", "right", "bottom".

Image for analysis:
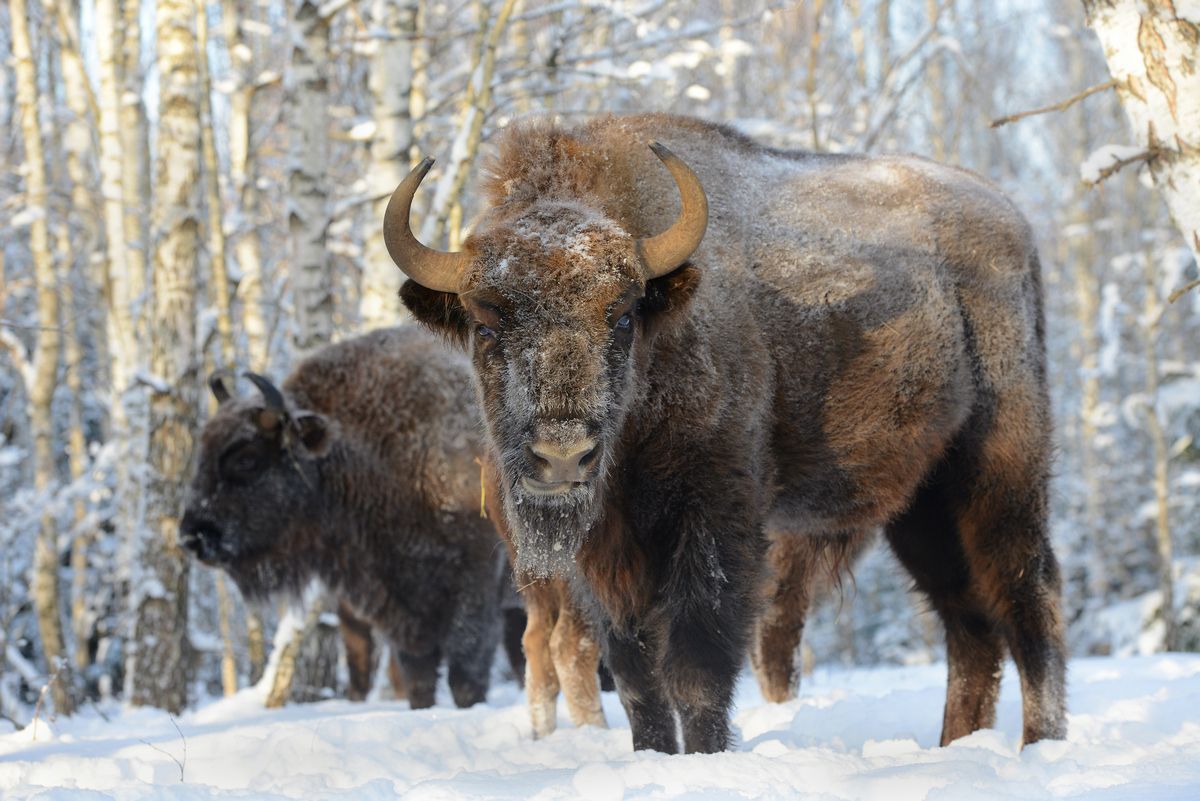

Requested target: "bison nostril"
[
  {"left": 525, "top": 444, "right": 550, "bottom": 472},
  {"left": 578, "top": 445, "right": 599, "bottom": 469}
]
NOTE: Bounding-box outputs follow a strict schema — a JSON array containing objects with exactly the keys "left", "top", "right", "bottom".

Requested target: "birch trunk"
[
  {"left": 1141, "top": 245, "right": 1176, "bottom": 649},
  {"left": 288, "top": 0, "right": 334, "bottom": 353},
  {"left": 49, "top": 0, "right": 101, "bottom": 672},
  {"left": 419, "top": 0, "right": 519, "bottom": 247},
  {"left": 11, "top": 0, "right": 75, "bottom": 716},
  {"left": 1084, "top": 1, "right": 1200, "bottom": 280},
  {"left": 360, "top": 0, "right": 417, "bottom": 330},
  {"left": 95, "top": 0, "right": 132, "bottom": 389},
  {"left": 128, "top": 0, "right": 203, "bottom": 714},
  {"left": 266, "top": 0, "right": 339, "bottom": 704},
  {"left": 196, "top": 0, "right": 235, "bottom": 368},
  {"left": 196, "top": 1, "right": 239, "bottom": 695},
  {"left": 222, "top": 0, "right": 269, "bottom": 368}
]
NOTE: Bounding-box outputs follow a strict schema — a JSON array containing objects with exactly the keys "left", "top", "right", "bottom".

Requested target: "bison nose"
[
  {"left": 179, "top": 510, "right": 223, "bottom": 562},
  {"left": 526, "top": 437, "right": 599, "bottom": 484}
]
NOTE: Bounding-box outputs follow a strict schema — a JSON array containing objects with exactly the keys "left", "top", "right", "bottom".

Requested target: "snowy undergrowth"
[{"left": 2, "top": 655, "right": 1199, "bottom": 800}]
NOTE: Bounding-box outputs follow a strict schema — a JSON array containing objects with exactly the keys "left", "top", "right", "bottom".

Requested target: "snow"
[
  {"left": 1080, "top": 145, "right": 1146, "bottom": 185},
  {"left": 3, "top": 656, "right": 1200, "bottom": 799}
]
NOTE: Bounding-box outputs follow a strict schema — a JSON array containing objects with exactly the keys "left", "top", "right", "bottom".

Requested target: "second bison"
[{"left": 180, "top": 326, "right": 512, "bottom": 708}]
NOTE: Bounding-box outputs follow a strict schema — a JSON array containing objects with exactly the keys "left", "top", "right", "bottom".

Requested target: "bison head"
[
  {"left": 388, "top": 142, "right": 707, "bottom": 577},
  {"left": 179, "top": 372, "right": 333, "bottom": 600}
]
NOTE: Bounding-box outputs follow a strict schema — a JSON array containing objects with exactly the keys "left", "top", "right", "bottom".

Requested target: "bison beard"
[{"left": 387, "top": 113, "right": 1068, "bottom": 755}]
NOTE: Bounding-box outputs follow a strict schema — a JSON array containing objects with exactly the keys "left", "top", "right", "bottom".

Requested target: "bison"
[
  {"left": 385, "top": 113, "right": 1066, "bottom": 754},
  {"left": 180, "top": 326, "right": 517, "bottom": 709}
]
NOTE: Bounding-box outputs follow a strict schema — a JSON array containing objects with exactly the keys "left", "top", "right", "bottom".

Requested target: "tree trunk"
[
  {"left": 11, "top": 0, "right": 75, "bottom": 717},
  {"left": 49, "top": 0, "right": 102, "bottom": 677},
  {"left": 128, "top": 0, "right": 203, "bottom": 714},
  {"left": 222, "top": 0, "right": 270, "bottom": 369},
  {"left": 419, "top": 0, "right": 519, "bottom": 248},
  {"left": 288, "top": 0, "right": 334, "bottom": 353},
  {"left": 1141, "top": 243, "right": 1176, "bottom": 649},
  {"left": 1084, "top": 1, "right": 1200, "bottom": 283},
  {"left": 360, "top": 0, "right": 417, "bottom": 330}
]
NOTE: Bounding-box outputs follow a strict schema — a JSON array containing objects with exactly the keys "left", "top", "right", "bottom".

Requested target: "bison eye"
[
  {"left": 476, "top": 323, "right": 497, "bottom": 340},
  {"left": 615, "top": 313, "right": 632, "bottom": 330},
  {"left": 221, "top": 445, "right": 266, "bottom": 483}
]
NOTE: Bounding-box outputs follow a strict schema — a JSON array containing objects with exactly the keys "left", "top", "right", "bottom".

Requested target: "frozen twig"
[{"left": 990, "top": 79, "right": 1117, "bottom": 128}]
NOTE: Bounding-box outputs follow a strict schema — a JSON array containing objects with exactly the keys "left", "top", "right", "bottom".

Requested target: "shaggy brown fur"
[
  {"left": 396, "top": 114, "right": 1066, "bottom": 752},
  {"left": 180, "top": 327, "right": 520, "bottom": 709}
]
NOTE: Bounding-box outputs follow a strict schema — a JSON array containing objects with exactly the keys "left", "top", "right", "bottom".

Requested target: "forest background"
[{"left": 1, "top": 0, "right": 1198, "bottom": 722}]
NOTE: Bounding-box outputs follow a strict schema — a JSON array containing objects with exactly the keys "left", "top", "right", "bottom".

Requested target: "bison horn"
[
  {"left": 243, "top": 371, "right": 287, "bottom": 431},
  {"left": 209, "top": 372, "right": 232, "bottom": 405},
  {"left": 382, "top": 157, "right": 471, "bottom": 294},
  {"left": 637, "top": 142, "right": 709, "bottom": 280}
]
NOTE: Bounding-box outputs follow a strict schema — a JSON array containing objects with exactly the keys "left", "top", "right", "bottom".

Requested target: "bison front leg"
[
  {"left": 549, "top": 585, "right": 606, "bottom": 730},
  {"left": 337, "top": 601, "right": 376, "bottom": 702},
  {"left": 661, "top": 497, "right": 766, "bottom": 754},
  {"left": 606, "top": 626, "right": 680, "bottom": 754},
  {"left": 521, "top": 579, "right": 561, "bottom": 738},
  {"left": 396, "top": 646, "right": 440, "bottom": 709}
]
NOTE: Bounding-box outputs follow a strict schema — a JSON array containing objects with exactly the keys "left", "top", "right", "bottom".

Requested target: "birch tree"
[
  {"left": 1084, "top": 1, "right": 1200, "bottom": 294},
  {"left": 266, "top": 0, "right": 339, "bottom": 704},
  {"left": 419, "top": 0, "right": 519, "bottom": 248},
  {"left": 128, "top": 0, "right": 203, "bottom": 713},
  {"left": 288, "top": 0, "right": 335, "bottom": 353},
  {"left": 223, "top": 0, "right": 272, "bottom": 370},
  {"left": 11, "top": 0, "right": 75, "bottom": 716},
  {"left": 360, "top": 0, "right": 417, "bottom": 329}
]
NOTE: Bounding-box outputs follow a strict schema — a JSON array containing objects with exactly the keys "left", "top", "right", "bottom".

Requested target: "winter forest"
[{"left": 1, "top": 0, "right": 1200, "bottom": 798}]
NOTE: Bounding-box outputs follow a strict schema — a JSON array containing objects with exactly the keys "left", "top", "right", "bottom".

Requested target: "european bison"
[
  {"left": 386, "top": 113, "right": 1066, "bottom": 753},
  {"left": 180, "top": 326, "right": 515, "bottom": 709}
]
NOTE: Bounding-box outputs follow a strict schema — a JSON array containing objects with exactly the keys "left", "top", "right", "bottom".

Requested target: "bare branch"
[
  {"left": 990, "top": 79, "right": 1117, "bottom": 128},
  {"left": 1167, "top": 276, "right": 1200, "bottom": 304},
  {"left": 1084, "top": 148, "right": 1155, "bottom": 187}
]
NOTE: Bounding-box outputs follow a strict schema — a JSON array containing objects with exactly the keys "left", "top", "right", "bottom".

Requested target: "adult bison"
[
  {"left": 180, "top": 327, "right": 516, "bottom": 709},
  {"left": 386, "top": 114, "right": 1066, "bottom": 753}
]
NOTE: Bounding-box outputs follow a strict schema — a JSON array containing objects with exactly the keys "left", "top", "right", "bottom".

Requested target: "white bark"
[
  {"left": 223, "top": 0, "right": 270, "bottom": 368},
  {"left": 1084, "top": 1, "right": 1200, "bottom": 278},
  {"left": 128, "top": 0, "right": 203, "bottom": 714},
  {"left": 11, "top": 0, "right": 74, "bottom": 716},
  {"left": 419, "top": 0, "right": 519, "bottom": 248},
  {"left": 287, "top": 0, "right": 334, "bottom": 353},
  {"left": 360, "top": 0, "right": 417, "bottom": 330}
]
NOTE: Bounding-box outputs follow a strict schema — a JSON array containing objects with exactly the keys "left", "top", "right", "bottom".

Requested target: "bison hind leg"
[{"left": 753, "top": 529, "right": 866, "bottom": 703}]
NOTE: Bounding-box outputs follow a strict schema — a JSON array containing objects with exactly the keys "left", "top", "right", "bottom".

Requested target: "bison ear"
[
  {"left": 641, "top": 263, "right": 701, "bottom": 338},
  {"left": 399, "top": 279, "right": 472, "bottom": 348},
  {"left": 289, "top": 412, "right": 332, "bottom": 457}
]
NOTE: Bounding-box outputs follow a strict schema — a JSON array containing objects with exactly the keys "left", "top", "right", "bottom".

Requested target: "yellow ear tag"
[{"left": 475, "top": 457, "right": 487, "bottom": 519}]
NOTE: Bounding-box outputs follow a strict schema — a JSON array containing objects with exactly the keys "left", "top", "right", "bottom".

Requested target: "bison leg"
[
  {"left": 606, "top": 627, "right": 679, "bottom": 754},
  {"left": 549, "top": 588, "right": 606, "bottom": 730},
  {"left": 886, "top": 478, "right": 1006, "bottom": 745},
  {"left": 387, "top": 651, "right": 407, "bottom": 699},
  {"left": 445, "top": 587, "right": 501, "bottom": 709},
  {"left": 504, "top": 607, "right": 527, "bottom": 684},
  {"left": 337, "top": 601, "right": 376, "bottom": 702},
  {"left": 397, "top": 647, "right": 440, "bottom": 709},
  {"left": 955, "top": 484, "right": 1066, "bottom": 746},
  {"left": 521, "top": 579, "right": 561, "bottom": 738}
]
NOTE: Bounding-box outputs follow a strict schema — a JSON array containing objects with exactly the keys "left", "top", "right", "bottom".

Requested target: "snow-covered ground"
[{"left": 3, "top": 655, "right": 1199, "bottom": 800}]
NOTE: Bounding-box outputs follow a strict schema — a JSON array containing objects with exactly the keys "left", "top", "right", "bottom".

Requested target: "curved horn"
[
  {"left": 636, "top": 142, "right": 709, "bottom": 279},
  {"left": 209, "top": 371, "right": 232, "bottom": 405},
  {"left": 382, "top": 157, "right": 471, "bottom": 293},
  {"left": 243, "top": 372, "right": 287, "bottom": 431}
]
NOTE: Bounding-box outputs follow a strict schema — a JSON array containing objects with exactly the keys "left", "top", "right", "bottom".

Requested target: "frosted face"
[
  {"left": 461, "top": 206, "right": 645, "bottom": 577},
  {"left": 179, "top": 400, "right": 321, "bottom": 600}
]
